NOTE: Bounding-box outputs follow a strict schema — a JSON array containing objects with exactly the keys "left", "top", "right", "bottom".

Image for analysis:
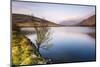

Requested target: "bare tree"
[{"left": 33, "top": 22, "right": 51, "bottom": 53}]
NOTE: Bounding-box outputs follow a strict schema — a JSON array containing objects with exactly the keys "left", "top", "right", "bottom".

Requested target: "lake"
[{"left": 21, "top": 27, "right": 96, "bottom": 64}]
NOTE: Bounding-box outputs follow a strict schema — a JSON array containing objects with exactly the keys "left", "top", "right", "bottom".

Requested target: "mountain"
[
  {"left": 12, "top": 14, "right": 60, "bottom": 30},
  {"left": 78, "top": 15, "right": 96, "bottom": 26},
  {"left": 60, "top": 15, "right": 96, "bottom": 26},
  {"left": 60, "top": 20, "right": 81, "bottom": 26}
]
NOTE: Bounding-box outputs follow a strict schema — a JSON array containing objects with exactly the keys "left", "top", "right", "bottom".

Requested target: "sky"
[{"left": 12, "top": 1, "right": 95, "bottom": 24}]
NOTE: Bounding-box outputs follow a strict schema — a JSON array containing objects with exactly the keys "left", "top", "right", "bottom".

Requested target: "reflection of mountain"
[
  {"left": 12, "top": 14, "right": 60, "bottom": 29},
  {"left": 88, "top": 32, "right": 96, "bottom": 38},
  {"left": 78, "top": 15, "right": 96, "bottom": 26}
]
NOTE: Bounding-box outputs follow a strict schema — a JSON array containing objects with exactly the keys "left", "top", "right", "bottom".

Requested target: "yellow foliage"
[{"left": 12, "top": 31, "right": 45, "bottom": 65}]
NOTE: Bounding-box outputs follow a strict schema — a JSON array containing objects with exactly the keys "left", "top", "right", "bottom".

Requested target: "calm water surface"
[{"left": 21, "top": 27, "right": 96, "bottom": 63}]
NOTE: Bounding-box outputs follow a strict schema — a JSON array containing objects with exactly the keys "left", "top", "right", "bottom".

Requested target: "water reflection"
[{"left": 21, "top": 27, "right": 96, "bottom": 63}]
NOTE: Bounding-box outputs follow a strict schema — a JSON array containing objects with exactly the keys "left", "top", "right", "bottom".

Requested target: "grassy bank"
[{"left": 12, "top": 31, "right": 46, "bottom": 65}]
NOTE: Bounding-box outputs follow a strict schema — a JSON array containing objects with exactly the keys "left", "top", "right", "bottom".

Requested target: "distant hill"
[
  {"left": 60, "top": 15, "right": 96, "bottom": 27},
  {"left": 12, "top": 14, "right": 60, "bottom": 30},
  {"left": 78, "top": 15, "right": 96, "bottom": 26},
  {"left": 60, "top": 20, "right": 81, "bottom": 26}
]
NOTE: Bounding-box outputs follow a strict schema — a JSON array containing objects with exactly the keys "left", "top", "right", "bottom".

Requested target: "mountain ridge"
[
  {"left": 78, "top": 15, "right": 96, "bottom": 26},
  {"left": 60, "top": 15, "right": 96, "bottom": 26},
  {"left": 12, "top": 14, "right": 60, "bottom": 29}
]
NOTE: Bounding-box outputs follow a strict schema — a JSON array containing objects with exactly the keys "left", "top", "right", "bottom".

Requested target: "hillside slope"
[
  {"left": 12, "top": 14, "right": 60, "bottom": 29},
  {"left": 79, "top": 15, "right": 96, "bottom": 26},
  {"left": 12, "top": 31, "right": 46, "bottom": 65}
]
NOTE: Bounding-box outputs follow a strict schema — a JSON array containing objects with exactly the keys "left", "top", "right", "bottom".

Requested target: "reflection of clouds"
[
  {"left": 52, "top": 27, "right": 95, "bottom": 33},
  {"left": 24, "top": 27, "right": 95, "bottom": 55},
  {"left": 22, "top": 27, "right": 95, "bottom": 44},
  {"left": 35, "top": 27, "right": 95, "bottom": 62},
  {"left": 53, "top": 30, "right": 86, "bottom": 39},
  {"left": 51, "top": 27, "right": 95, "bottom": 45}
]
